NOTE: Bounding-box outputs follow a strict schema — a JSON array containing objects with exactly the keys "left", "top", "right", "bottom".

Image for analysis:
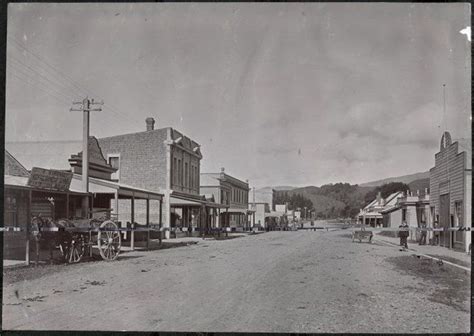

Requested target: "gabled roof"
[
  {"left": 5, "top": 150, "right": 30, "bottom": 177},
  {"left": 384, "top": 191, "right": 404, "bottom": 206}
]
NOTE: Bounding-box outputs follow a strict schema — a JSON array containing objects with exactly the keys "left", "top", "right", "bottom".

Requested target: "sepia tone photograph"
[{"left": 1, "top": 2, "right": 472, "bottom": 333}]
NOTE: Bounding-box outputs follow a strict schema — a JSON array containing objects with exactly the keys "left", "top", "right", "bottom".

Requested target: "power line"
[
  {"left": 9, "top": 36, "right": 142, "bottom": 127},
  {"left": 8, "top": 72, "right": 72, "bottom": 106},
  {"left": 9, "top": 57, "right": 79, "bottom": 101}
]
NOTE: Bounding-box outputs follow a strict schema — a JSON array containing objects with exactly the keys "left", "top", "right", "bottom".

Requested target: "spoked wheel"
[
  {"left": 97, "top": 220, "right": 121, "bottom": 261},
  {"left": 59, "top": 233, "right": 85, "bottom": 264}
]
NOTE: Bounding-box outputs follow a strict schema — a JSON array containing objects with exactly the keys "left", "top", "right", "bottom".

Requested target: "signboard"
[{"left": 27, "top": 167, "right": 73, "bottom": 192}]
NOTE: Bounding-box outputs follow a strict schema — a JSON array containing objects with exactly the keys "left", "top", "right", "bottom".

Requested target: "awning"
[
  {"left": 170, "top": 196, "right": 204, "bottom": 207},
  {"left": 5, "top": 174, "right": 89, "bottom": 196},
  {"left": 225, "top": 207, "right": 248, "bottom": 214},
  {"left": 358, "top": 212, "right": 383, "bottom": 218},
  {"left": 265, "top": 211, "right": 284, "bottom": 218},
  {"left": 71, "top": 175, "right": 164, "bottom": 200},
  {"left": 265, "top": 213, "right": 280, "bottom": 218},
  {"left": 205, "top": 202, "right": 229, "bottom": 209}
]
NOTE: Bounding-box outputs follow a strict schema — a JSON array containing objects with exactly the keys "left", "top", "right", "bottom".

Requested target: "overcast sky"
[{"left": 6, "top": 3, "right": 471, "bottom": 188}]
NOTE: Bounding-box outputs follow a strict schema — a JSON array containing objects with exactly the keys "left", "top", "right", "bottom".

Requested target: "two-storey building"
[
  {"left": 429, "top": 131, "right": 471, "bottom": 252},
  {"left": 200, "top": 168, "right": 252, "bottom": 231},
  {"left": 98, "top": 118, "right": 208, "bottom": 238}
]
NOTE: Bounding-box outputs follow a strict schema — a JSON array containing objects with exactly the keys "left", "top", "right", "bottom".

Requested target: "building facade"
[
  {"left": 98, "top": 118, "right": 203, "bottom": 238},
  {"left": 359, "top": 192, "right": 403, "bottom": 227},
  {"left": 381, "top": 191, "right": 430, "bottom": 240},
  {"left": 429, "top": 131, "right": 471, "bottom": 252},
  {"left": 252, "top": 187, "right": 276, "bottom": 211},
  {"left": 200, "top": 168, "right": 251, "bottom": 230}
]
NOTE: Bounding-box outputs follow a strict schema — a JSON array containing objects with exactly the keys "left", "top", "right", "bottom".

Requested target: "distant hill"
[
  {"left": 276, "top": 183, "right": 374, "bottom": 218},
  {"left": 408, "top": 178, "right": 430, "bottom": 195},
  {"left": 290, "top": 187, "right": 346, "bottom": 215},
  {"left": 360, "top": 171, "right": 430, "bottom": 187},
  {"left": 273, "top": 186, "right": 295, "bottom": 191}
]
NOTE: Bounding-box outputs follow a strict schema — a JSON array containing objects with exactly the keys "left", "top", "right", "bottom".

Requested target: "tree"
[{"left": 363, "top": 182, "right": 410, "bottom": 204}]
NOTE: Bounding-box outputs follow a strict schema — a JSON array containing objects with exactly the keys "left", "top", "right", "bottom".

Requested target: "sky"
[{"left": 5, "top": 3, "right": 471, "bottom": 188}]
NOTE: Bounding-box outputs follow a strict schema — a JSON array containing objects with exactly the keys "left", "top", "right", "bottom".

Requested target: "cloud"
[{"left": 460, "top": 26, "right": 471, "bottom": 42}]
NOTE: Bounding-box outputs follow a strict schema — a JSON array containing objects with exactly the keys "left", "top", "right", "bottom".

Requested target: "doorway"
[{"left": 439, "top": 193, "right": 450, "bottom": 247}]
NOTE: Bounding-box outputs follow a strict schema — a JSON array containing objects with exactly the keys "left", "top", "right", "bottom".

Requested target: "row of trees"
[
  {"left": 273, "top": 182, "right": 412, "bottom": 220},
  {"left": 363, "top": 182, "right": 410, "bottom": 204},
  {"left": 274, "top": 192, "right": 313, "bottom": 212}
]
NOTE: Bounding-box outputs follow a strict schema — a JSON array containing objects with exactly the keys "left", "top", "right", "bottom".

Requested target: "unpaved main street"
[{"left": 2, "top": 229, "right": 470, "bottom": 333}]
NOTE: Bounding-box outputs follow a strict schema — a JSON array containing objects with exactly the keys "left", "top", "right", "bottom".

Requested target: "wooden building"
[
  {"left": 429, "top": 131, "right": 471, "bottom": 252},
  {"left": 4, "top": 138, "right": 164, "bottom": 263}
]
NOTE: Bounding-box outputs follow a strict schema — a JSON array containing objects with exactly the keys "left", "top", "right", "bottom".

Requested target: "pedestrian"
[
  {"left": 399, "top": 220, "right": 409, "bottom": 249},
  {"left": 419, "top": 221, "right": 427, "bottom": 245}
]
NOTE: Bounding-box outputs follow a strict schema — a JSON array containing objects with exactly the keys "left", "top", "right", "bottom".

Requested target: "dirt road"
[{"left": 2, "top": 229, "right": 470, "bottom": 333}]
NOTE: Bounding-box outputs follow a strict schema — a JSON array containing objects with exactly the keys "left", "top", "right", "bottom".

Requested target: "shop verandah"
[
  {"left": 3, "top": 175, "right": 90, "bottom": 263},
  {"left": 77, "top": 175, "right": 163, "bottom": 251},
  {"left": 170, "top": 194, "right": 229, "bottom": 237},
  {"left": 3, "top": 173, "right": 164, "bottom": 265}
]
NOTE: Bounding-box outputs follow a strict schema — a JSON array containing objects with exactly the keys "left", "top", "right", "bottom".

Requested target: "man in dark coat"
[
  {"left": 399, "top": 220, "right": 409, "bottom": 248},
  {"left": 419, "top": 222, "right": 427, "bottom": 245}
]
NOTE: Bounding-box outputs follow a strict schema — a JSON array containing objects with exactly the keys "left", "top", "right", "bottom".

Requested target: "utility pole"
[{"left": 70, "top": 97, "right": 103, "bottom": 218}]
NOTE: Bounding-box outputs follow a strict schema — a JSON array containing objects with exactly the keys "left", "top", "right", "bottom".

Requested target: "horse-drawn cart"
[
  {"left": 31, "top": 215, "right": 122, "bottom": 264},
  {"left": 351, "top": 227, "right": 373, "bottom": 243}
]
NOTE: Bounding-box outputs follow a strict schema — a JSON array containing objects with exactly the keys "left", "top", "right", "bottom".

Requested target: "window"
[
  {"left": 5, "top": 195, "right": 17, "bottom": 226},
  {"left": 108, "top": 154, "right": 120, "bottom": 180},
  {"left": 178, "top": 159, "right": 182, "bottom": 185},
  {"left": 173, "top": 157, "right": 177, "bottom": 185},
  {"left": 185, "top": 163, "right": 188, "bottom": 187}
]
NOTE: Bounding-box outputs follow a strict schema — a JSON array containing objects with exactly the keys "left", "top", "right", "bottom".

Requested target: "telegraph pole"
[{"left": 70, "top": 97, "right": 103, "bottom": 218}]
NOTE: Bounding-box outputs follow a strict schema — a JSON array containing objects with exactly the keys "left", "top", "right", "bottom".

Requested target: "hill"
[
  {"left": 276, "top": 183, "right": 374, "bottom": 219},
  {"left": 408, "top": 178, "right": 430, "bottom": 195},
  {"left": 359, "top": 171, "right": 429, "bottom": 187}
]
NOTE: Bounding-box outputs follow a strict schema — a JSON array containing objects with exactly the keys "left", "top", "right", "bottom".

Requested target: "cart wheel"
[
  {"left": 98, "top": 220, "right": 121, "bottom": 261},
  {"left": 59, "top": 234, "right": 85, "bottom": 264}
]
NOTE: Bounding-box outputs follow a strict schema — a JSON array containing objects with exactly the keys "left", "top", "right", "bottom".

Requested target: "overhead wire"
[{"left": 8, "top": 36, "right": 142, "bottom": 127}]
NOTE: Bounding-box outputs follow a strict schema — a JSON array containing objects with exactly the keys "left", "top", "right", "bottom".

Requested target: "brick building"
[
  {"left": 200, "top": 168, "right": 253, "bottom": 231},
  {"left": 98, "top": 118, "right": 210, "bottom": 238},
  {"left": 429, "top": 131, "right": 471, "bottom": 252}
]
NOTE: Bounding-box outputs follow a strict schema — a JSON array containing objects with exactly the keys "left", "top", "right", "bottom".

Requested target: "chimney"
[
  {"left": 376, "top": 191, "right": 382, "bottom": 205},
  {"left": 146, "top": 117, "right": 155, "bottom": 131},
  {"left": 221, "top": 167, "right": 225, "bottom": 173}
]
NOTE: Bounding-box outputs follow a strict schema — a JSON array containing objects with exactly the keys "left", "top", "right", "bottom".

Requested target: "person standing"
[
  {"left": 419, "top": 221, "right": 427, "bottom": 245},
  {"left": 399, "top": 220, "right": 409, "bottom": 249}
]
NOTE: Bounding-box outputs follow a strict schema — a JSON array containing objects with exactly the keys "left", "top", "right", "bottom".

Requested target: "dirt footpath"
[{"left": 2, "top": 230, "right": 470, "bottom": 333}]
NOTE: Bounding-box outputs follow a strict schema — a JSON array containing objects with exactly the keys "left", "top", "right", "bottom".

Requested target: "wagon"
[
  {"left": 351, "top": 229, "right": 373, "bottom": 243},
  {"left": 32, "top": 215, "right": 122, "bottom": 264}
]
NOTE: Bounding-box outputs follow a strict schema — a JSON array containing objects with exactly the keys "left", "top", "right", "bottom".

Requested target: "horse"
[{"left": 30, "top": 215, "right": 79, "bottom": 265}]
